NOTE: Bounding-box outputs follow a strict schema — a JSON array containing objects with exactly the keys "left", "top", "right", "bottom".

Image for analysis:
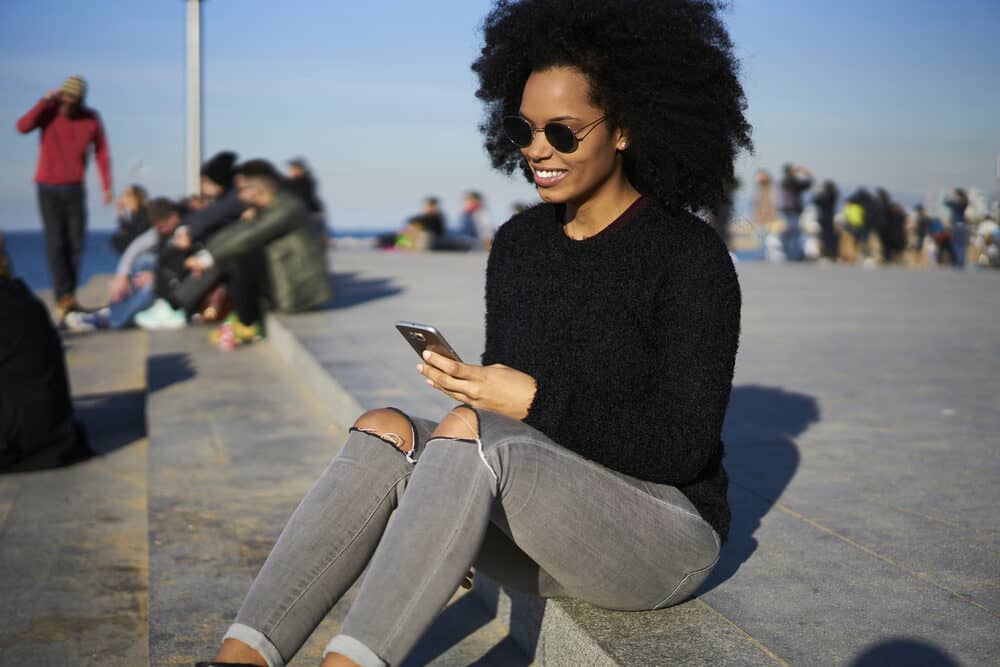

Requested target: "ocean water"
[
  {"left": 4, "top": 230, "right": 120, "bottom": 292},
  {"left": 3, "top": 228, "right": 385, "bottom": 292}
]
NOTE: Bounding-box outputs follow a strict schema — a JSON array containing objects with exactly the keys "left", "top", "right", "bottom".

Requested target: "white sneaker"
[
  {"left": 63, "top": 310, "right": 97, "bottom": 332},
  {"left": 134, "top": 299, "right": 187, "bottom": 330}
]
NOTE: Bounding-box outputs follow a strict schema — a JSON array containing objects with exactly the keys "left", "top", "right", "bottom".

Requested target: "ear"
[{"left": 615, "top": 129, "right": 630, "bottom": 151}]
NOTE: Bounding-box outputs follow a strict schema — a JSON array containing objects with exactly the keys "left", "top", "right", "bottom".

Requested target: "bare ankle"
[
  {"left": 214, "top": 637, "right": 268, "bottom": 666},
  {"left": 322, "top": 652, "right": 360, "bottom": 667}
]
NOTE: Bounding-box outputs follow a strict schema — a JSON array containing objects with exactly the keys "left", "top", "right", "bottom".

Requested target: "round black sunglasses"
[{"left": 502, "top": 115, "right": 609, "bottom": 154}]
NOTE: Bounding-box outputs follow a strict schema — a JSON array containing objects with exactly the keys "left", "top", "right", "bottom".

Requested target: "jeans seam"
[
  {"left": 263, "top": 470, "right": 412, "bottom": 634},
  {"left": 653, "top": 551, "right": 721, "bottom": 610},
  {"left": 378, "top": 453, "right": 488, "bottom": 655}
]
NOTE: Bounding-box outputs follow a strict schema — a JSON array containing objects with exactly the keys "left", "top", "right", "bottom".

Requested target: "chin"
[{"left": 536, "top": 186, "right": 570, "bottom": 204}]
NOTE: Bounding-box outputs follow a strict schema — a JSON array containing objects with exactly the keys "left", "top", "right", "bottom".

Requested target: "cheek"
[{"left": 568, "top": 145, "right": 616, "bottom": 180}]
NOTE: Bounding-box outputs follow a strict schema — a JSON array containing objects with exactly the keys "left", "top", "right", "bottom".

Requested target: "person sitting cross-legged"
[
  {"left": 65, "top": 197, "right": 185, "bottom": 331},
  {"left": 183, "top": 159, "right": 332, "bottom": 348}
]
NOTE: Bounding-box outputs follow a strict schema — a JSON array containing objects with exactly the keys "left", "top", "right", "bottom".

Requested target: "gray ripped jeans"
[{"left": 224, "top": 408, "right": 721, "bottom": 667}]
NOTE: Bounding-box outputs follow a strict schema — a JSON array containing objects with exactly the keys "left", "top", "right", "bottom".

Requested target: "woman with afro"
[{"left": 201, "top": 1, "right": 750, "bottom": 665}]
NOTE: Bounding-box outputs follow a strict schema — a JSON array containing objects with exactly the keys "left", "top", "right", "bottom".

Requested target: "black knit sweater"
[{"left": 481, "top": 199, "right": 741, "bottom": 539}]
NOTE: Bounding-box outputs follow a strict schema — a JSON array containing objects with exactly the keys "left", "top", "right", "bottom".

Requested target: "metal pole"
[{"left": 186, "top": 0, "right": 202, "bottom": 195}]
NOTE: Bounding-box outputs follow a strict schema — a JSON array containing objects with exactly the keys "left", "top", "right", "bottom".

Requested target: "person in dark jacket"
[
  {"left": 160, "top": 151, "right": 247, "bottom": 315},
  {"left": 944, "top": 188, "right": 969, "bottom": 268},
  {"left": 285, "top": 157, "right": 329, "bottom": 245},
  {"left": 0, "top": 233, "right": 89, "bottom": 471},
  {"left": 778, "top": 163, "right": 813, "bottom": 261},
  {"left": 811, "top": 180, "right": 839, "bottom": 260},
  {"left": 109, "top": 184, "right": 150, "bottom": 254},
  {"left": 201, "top": 1, "right": 747, "bottom": 664},
  {"left": 871, "top": 188, "right": 903, "bottom": 264},
  {"left": 184, "top": 159, "right": 331, "bottom": 346}
]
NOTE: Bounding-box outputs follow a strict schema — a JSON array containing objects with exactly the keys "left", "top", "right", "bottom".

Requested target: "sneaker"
[
  {"left": 209, "top": 315, "right": 261, "bottom": 350},
  {"left": 63, "top": 310, "right": 97, "bottom": 332},
  {"left": 134, "top": 298, "right": 187, "bottom": 330}
]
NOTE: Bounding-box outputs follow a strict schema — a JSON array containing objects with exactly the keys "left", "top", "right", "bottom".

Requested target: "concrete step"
[
  {"left": 0, "top": 322, "right": 150, "bottom": 667},
  {"left": 145, "top": 327, "right": 526, "bottom": 666}
]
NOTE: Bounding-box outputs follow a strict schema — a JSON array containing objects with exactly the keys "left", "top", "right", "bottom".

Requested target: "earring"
[{"left": 618, "top": 141, "right": 628, "bottom": 150}]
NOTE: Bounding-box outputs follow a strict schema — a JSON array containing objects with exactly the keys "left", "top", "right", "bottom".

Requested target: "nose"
[{"left": 524, "top": 129, "right": 553, "bottom": 162}]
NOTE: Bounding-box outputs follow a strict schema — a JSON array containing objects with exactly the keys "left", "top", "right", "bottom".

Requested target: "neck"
[
  {"left": 257, "top": 191, "right": 277, "bottom": 208},
  {"left": 563, "top": 169, "right": 640, "bottom": 240}
]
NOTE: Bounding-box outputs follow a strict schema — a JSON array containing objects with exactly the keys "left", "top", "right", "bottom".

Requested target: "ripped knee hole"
[{"left": 431, "top": 407, "right": 480, "bottom": 440}]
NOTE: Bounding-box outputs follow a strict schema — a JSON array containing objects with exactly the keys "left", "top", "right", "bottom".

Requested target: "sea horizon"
[{"left": 3, "top": 227, "right": 391, "bottom": 292}]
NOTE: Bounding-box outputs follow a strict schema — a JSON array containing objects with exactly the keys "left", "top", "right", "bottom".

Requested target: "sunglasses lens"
[
  {"left": 503, "top": 117, "right": 533, "bottom": 147},
  {"left": 544, "top": 124, "right": 578, "bottom": 153}
]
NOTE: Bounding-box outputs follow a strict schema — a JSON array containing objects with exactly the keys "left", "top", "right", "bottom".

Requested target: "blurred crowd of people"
[
  {"left": 731, "top": 163, "right": 999, "bottom": 269},
  {"left": 66, "top": 151, "right": 332, "bottom": 348},
  {"left": 376, "top": 191, "right": 497, "bottom": 252}
]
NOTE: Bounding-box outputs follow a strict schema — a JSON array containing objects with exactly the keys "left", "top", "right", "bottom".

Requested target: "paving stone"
[{"left": 0, "top": 315, "right": 149, "bottom": 667}]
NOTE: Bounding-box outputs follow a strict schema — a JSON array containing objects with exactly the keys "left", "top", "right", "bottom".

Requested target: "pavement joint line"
[
  {"left": 879, "top": 499, "right": 998, "bottom": 536},
  {"left": 693, "top": 598, "right": 789, "bottom": 667},
  {"left": 730, "top": 480, "right": 1000, "bottom": 619}
]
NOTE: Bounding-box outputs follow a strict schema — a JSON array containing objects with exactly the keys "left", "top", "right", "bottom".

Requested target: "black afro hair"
[{"left": 472, "top": 0, "right": 752, "bottom": 214}]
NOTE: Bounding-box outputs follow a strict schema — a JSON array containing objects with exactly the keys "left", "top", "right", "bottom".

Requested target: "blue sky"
[{"left": 2, "top": 0, "right": 998, "bottom": 231}]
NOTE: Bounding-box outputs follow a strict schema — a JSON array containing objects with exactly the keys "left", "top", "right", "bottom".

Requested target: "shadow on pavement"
[
  {"left": 850, "top": 638, "right": 961, "bottom": 666},
  {"left": 148, "top": 352, "right": 196, "bottom": 393},
  {"left": 402, "top": 592, "right": 519, "bottom": 666},
  {"left": 75, "top": 388, "right": 147, "bottom": 455},
  {"left": 317, "top": 271, "right": 404, "bottom": 310},
  {"left": 699, "top": 384, "right": 817, "bottom": 593}
]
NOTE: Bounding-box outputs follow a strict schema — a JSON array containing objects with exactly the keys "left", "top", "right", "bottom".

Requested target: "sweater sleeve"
[
  {"left": 183, "top": 190, "right": 246, "bottom": 241},
  {"left": 16, "top": 98, "right": 56, "bottom": 133},
  {"left": 206, "top": 196, "right": 303, "bottom": 266},
  {"left": 115, "top": 227, "right": 159, "bottom": 276},
  {"left": 626, "top": 238, "right": 740, "bottom": 484}
]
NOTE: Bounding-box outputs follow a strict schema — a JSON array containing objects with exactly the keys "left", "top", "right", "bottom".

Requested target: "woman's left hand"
[{"left": 417, "top": 351, "right": 537, "bottom": 420}]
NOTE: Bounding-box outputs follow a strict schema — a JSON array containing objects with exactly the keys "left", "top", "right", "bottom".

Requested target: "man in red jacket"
[{"left": 16, "top": 75, "right": 114, "bottom": 319}]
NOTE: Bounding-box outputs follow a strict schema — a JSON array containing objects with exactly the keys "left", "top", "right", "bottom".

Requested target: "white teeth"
[{"left": 535, "top": 169, "right": 566, "bottom": 178}]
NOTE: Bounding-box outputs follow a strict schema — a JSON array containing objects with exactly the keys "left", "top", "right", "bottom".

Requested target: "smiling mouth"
[{"left": 533, "top": 168, "right": 568, "bottom": 187}]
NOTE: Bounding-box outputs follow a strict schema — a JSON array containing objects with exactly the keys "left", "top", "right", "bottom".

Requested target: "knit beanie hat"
[
  {"left": 200, "top": 151, "right": 238, "bottom": 191},
  {"left": 61, "top": 76, "right": 86, "bottom": 101}
]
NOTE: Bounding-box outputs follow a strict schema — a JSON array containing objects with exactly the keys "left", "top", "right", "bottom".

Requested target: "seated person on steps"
[{"left": 184, "top": 159, "right": 332, "bottom": 346}]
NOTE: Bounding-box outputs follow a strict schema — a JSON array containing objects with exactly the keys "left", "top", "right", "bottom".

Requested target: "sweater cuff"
[
  {"left": 194, "top": 248, "right": 215, "bottom": 268},
  {"left": 523, "top": 372, "right": 570, "bottom": 436}
]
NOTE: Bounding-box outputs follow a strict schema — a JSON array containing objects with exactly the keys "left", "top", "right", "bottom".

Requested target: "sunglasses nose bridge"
[{"left": 523, "top": 126, "right": 554, "bottom": 158}]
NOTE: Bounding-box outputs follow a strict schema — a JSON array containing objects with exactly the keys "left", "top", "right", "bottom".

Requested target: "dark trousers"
[
  {"left": 37, "top": 184, "right": 87, "bottom": 301},
  {"left": 228, "top": 250, "right": 269, "bottom": 325}
]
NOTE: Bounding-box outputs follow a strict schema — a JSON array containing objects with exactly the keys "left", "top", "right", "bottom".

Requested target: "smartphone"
[{"left": 395, "top": 321, "right": 463, "bottom": 363}]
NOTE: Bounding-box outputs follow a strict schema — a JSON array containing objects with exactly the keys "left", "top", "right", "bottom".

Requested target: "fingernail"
[
  {"left": 426, "top": 379, "right": 433, "bottom": 386},
  {"left": 422, "top": 350, "right": 431, "bottom": 360},
  {"left": 416, "top": 364, "right": 423, "bottom": 372}
]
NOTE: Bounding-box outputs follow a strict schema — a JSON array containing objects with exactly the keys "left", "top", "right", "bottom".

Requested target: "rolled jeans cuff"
[
  {"left": 325, "top": 634, "right": 386, "bottom": 667},
  {"left": 223, "top": 622, "right": 285, "bottom": 667}
]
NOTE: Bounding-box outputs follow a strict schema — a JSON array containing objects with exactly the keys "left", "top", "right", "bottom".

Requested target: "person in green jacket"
[{"left": 185, "top": 159, "right": 332, "bottom": 346}]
